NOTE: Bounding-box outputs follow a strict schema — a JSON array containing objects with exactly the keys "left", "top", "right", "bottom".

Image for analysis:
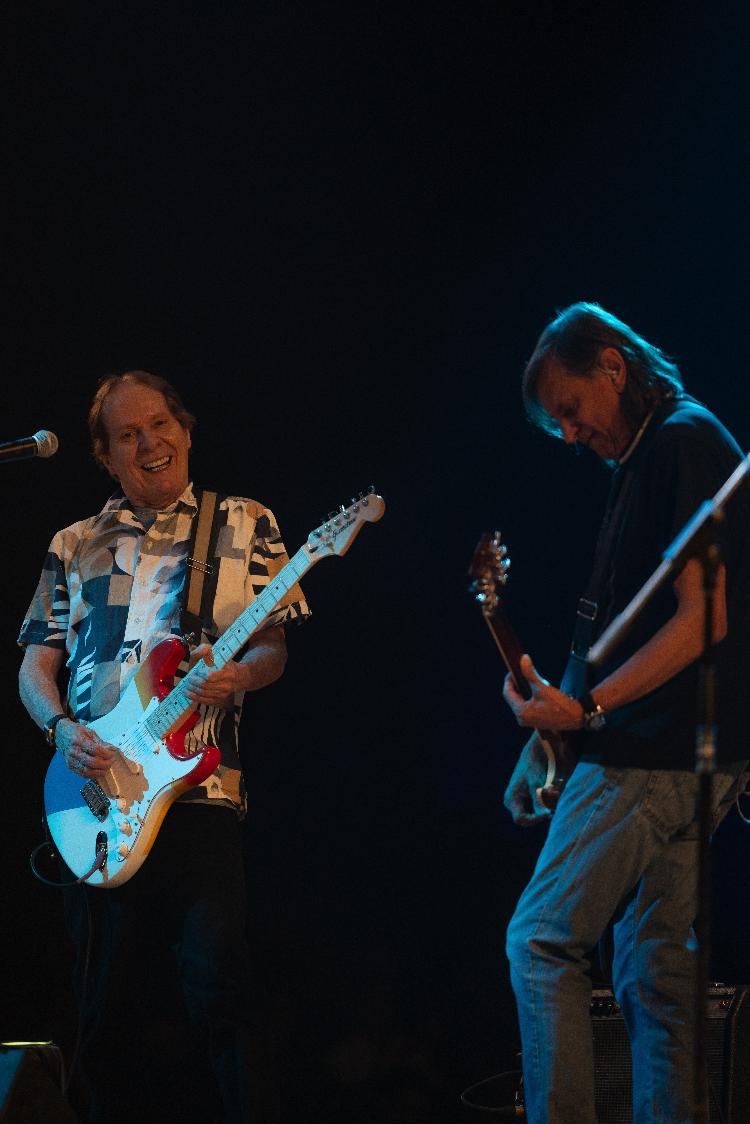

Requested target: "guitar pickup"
[{"left": 81, "top": 780, "right": 111, "bottom": 823}]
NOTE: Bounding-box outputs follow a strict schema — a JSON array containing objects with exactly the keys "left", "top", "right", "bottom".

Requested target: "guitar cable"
[
  {"left": 29, "top": 820, "right": 77, "bottom": 887},
  {"left": 60, "top": 886, "right": 92, "bottom": 1100},
  {"left": 30, "top": 824, "right": 107, "bottom": 886},
  {"left": 28, "top": 819, "right": 96, "bottom": 1102},
  {"left": 734, "top": 774, "right": 750, "bottom": 825}
]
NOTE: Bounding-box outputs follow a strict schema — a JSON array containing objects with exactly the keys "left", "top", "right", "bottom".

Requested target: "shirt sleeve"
[
  {"left": 18, "top": 534, "right": 71, "bottom": 649},
  {"left": 246, "top": 505, "right": 311, "bottom": 629},
  {"left": 642, "top": 413, "right": 740, "bottom": 563}
]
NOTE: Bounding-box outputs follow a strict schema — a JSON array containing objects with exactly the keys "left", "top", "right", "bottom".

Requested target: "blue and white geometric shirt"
[{"left": 19, "top": 483, "right": 310, "bottom": 814}]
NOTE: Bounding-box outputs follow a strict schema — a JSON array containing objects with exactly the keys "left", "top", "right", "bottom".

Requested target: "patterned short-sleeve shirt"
[{"left": 19, "top": 483, "right": 310, "bottom": 814}]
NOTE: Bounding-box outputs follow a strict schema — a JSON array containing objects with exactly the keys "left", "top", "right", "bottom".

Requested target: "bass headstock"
[{"left": 468, "top": 531, "right": 510, "bottom": 615}]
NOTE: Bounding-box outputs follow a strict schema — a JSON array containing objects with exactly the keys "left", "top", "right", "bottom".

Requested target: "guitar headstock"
[
  {"left": 305, "top": 487, "right": 386, "bottom": 558},
  {"left": 468, "top": 531, "right": 510, "bottom": 615}
]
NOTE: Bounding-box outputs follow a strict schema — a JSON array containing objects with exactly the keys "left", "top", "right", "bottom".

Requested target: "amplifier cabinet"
[
  {"left": 591, "top": 985, "right": 750, "bottom": 1124},
  {"left": 0, "top": 1043, "right": 78, "bottom": 1123}
]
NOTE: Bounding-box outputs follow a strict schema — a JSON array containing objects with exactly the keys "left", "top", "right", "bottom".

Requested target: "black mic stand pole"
[{"left": 692, "top": 515, "right": 722, "bottom": 1124}]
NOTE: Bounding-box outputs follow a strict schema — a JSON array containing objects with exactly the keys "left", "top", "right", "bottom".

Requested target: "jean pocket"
[
  {"left": 638, "top": 767, "right": 745, "bottom": 840},
  {"left": 637, "top": 770, "right": 701, "bottom": 840}
]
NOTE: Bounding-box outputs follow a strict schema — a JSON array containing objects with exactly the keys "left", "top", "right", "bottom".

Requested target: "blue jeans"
[{"left": 506, "top": 761, "right": 748, "bottom": 1124}]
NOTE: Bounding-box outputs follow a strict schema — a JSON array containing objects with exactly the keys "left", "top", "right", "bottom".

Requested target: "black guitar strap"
[
  {"left": 180, "top": 488, "right": 226, "bottom": 646},
  {"left": 561, "top": 467, "right": 636, "bottom": 695}
]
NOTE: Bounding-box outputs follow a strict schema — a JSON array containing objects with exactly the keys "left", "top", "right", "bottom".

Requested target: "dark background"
[{"left": 4, "top": 4, "right": 750, "bottom": 1121}]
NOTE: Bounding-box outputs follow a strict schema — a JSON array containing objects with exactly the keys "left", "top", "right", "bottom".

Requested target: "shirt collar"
[
  {"left": 96, "top": 482, "right": 199, "bottom": 524},
  {"left": 617, "top": 409, "right": 656, "bottom": 466}
]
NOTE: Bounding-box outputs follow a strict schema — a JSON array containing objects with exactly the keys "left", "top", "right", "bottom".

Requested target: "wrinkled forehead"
[{"left": 101, "top": 382, "right": 175, "bottom": 432}]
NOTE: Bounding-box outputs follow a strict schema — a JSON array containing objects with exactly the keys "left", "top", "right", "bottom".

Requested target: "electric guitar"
[
  {"left": 468, "top": 532, "right": 577, "bottom": 811},
  {"left": 44, "top": 489, "right": 386, "bottom": 887}
]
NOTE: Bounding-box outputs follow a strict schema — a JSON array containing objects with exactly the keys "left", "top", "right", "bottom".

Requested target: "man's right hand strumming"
[
  {"left": 503, "top": 732, "right": 555, "bottom": 827},
  {"left": 55, "top": 719, "right": 116, "bottom": 778}
]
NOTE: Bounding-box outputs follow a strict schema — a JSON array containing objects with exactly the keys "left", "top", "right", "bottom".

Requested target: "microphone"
[{"left": 0, "top": 430, "right": 59, "bottom": 463}]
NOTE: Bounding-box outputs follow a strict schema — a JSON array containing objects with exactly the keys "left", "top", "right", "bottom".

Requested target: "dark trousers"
[{"left": 63, "top": 803, "right": 278, "bottom": 1124}]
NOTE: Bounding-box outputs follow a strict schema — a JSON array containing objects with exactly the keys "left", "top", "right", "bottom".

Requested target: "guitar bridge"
[{"left": 81, "top": 780, "right": 111, "bottom": 823}]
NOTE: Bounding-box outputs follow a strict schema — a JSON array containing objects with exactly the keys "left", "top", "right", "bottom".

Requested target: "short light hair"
[{"left": 88, "top": 370, "right": 196, "bottom": 468}]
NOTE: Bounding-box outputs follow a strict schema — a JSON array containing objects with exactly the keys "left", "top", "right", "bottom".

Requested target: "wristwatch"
[
  {"left": 578, "top": 691, "right": 606, "bottom": 732},
  {"left": 43, "top": 713, "right": 68, "bottom": 748}
]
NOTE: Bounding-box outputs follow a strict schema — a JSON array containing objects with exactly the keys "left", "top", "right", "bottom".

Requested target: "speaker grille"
[{"left": 591, "top": 985, "right": 750, "bottom": 1124}]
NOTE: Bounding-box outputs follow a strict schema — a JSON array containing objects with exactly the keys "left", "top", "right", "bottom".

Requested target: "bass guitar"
[
  {"left": 468, "top": 531, "right": 577, "bottom": 811},
  {"left": 45, "top": 489, "right": 386, "bottom": 887}
]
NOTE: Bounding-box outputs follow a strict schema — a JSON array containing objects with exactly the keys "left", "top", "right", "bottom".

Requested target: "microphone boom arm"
[{"left": 588, "top": 450, "right": 750, "bottom": 669}]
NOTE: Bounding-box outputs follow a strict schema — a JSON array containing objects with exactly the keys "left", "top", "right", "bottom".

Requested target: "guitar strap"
[
  {"left": 561, "top": 467, "right": 636, "bottom": 695},
  {"left": 180, "top": 488, "right": 225, "bottom": 646}
]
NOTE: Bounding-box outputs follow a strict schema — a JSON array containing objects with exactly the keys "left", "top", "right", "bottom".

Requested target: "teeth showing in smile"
[{"left": 142, "top": 456, "right": 172, "bottom": 472}]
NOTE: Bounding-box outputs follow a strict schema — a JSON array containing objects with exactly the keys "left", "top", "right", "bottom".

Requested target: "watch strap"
[
  {"left": 43, "top": 712, "right": 68, "bottom": 748},
  {"left": 579, "top": 691, "right": 606, "bottom": 731}
]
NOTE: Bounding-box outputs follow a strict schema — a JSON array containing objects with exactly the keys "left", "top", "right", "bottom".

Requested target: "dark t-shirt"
[{"left": 578, "top": 396, "right": 750, "bottom": 770}]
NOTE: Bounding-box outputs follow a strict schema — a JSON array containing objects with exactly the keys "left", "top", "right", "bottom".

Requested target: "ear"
[{"left": 599, "top": 347, "right": 626, "bottom": 393}]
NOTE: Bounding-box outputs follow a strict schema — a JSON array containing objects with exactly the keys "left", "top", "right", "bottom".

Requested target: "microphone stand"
[
  {"left": 692, "top": 516, "right": 721, "bottom": 1124},
  {"left": 588, "top": 449, "right": 750, "bottom": 668},
  {"left": 587, "top": 450, "right": 750, "bottom": 1124}
]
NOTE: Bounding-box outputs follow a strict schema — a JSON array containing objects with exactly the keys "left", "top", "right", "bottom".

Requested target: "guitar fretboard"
[{"left": 145, "top": 545, "right": 313, "bottom": 740}]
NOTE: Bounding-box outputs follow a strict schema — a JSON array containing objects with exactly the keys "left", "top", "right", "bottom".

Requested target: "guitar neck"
[
  {"left": 146, "top": 544, "right": 315, "bottom": 738},
  {"left": 482, "top": 608, "right": 532, "bottom": 701}
]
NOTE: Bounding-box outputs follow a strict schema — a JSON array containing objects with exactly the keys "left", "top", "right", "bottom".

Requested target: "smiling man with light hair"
[{"left": 19, "top": 369, "right": 310, "bottom": 1123}]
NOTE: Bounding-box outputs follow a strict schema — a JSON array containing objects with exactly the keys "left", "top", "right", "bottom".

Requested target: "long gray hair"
[{"left": 522, "top": 302, "right": 684, "bottom": 438}]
